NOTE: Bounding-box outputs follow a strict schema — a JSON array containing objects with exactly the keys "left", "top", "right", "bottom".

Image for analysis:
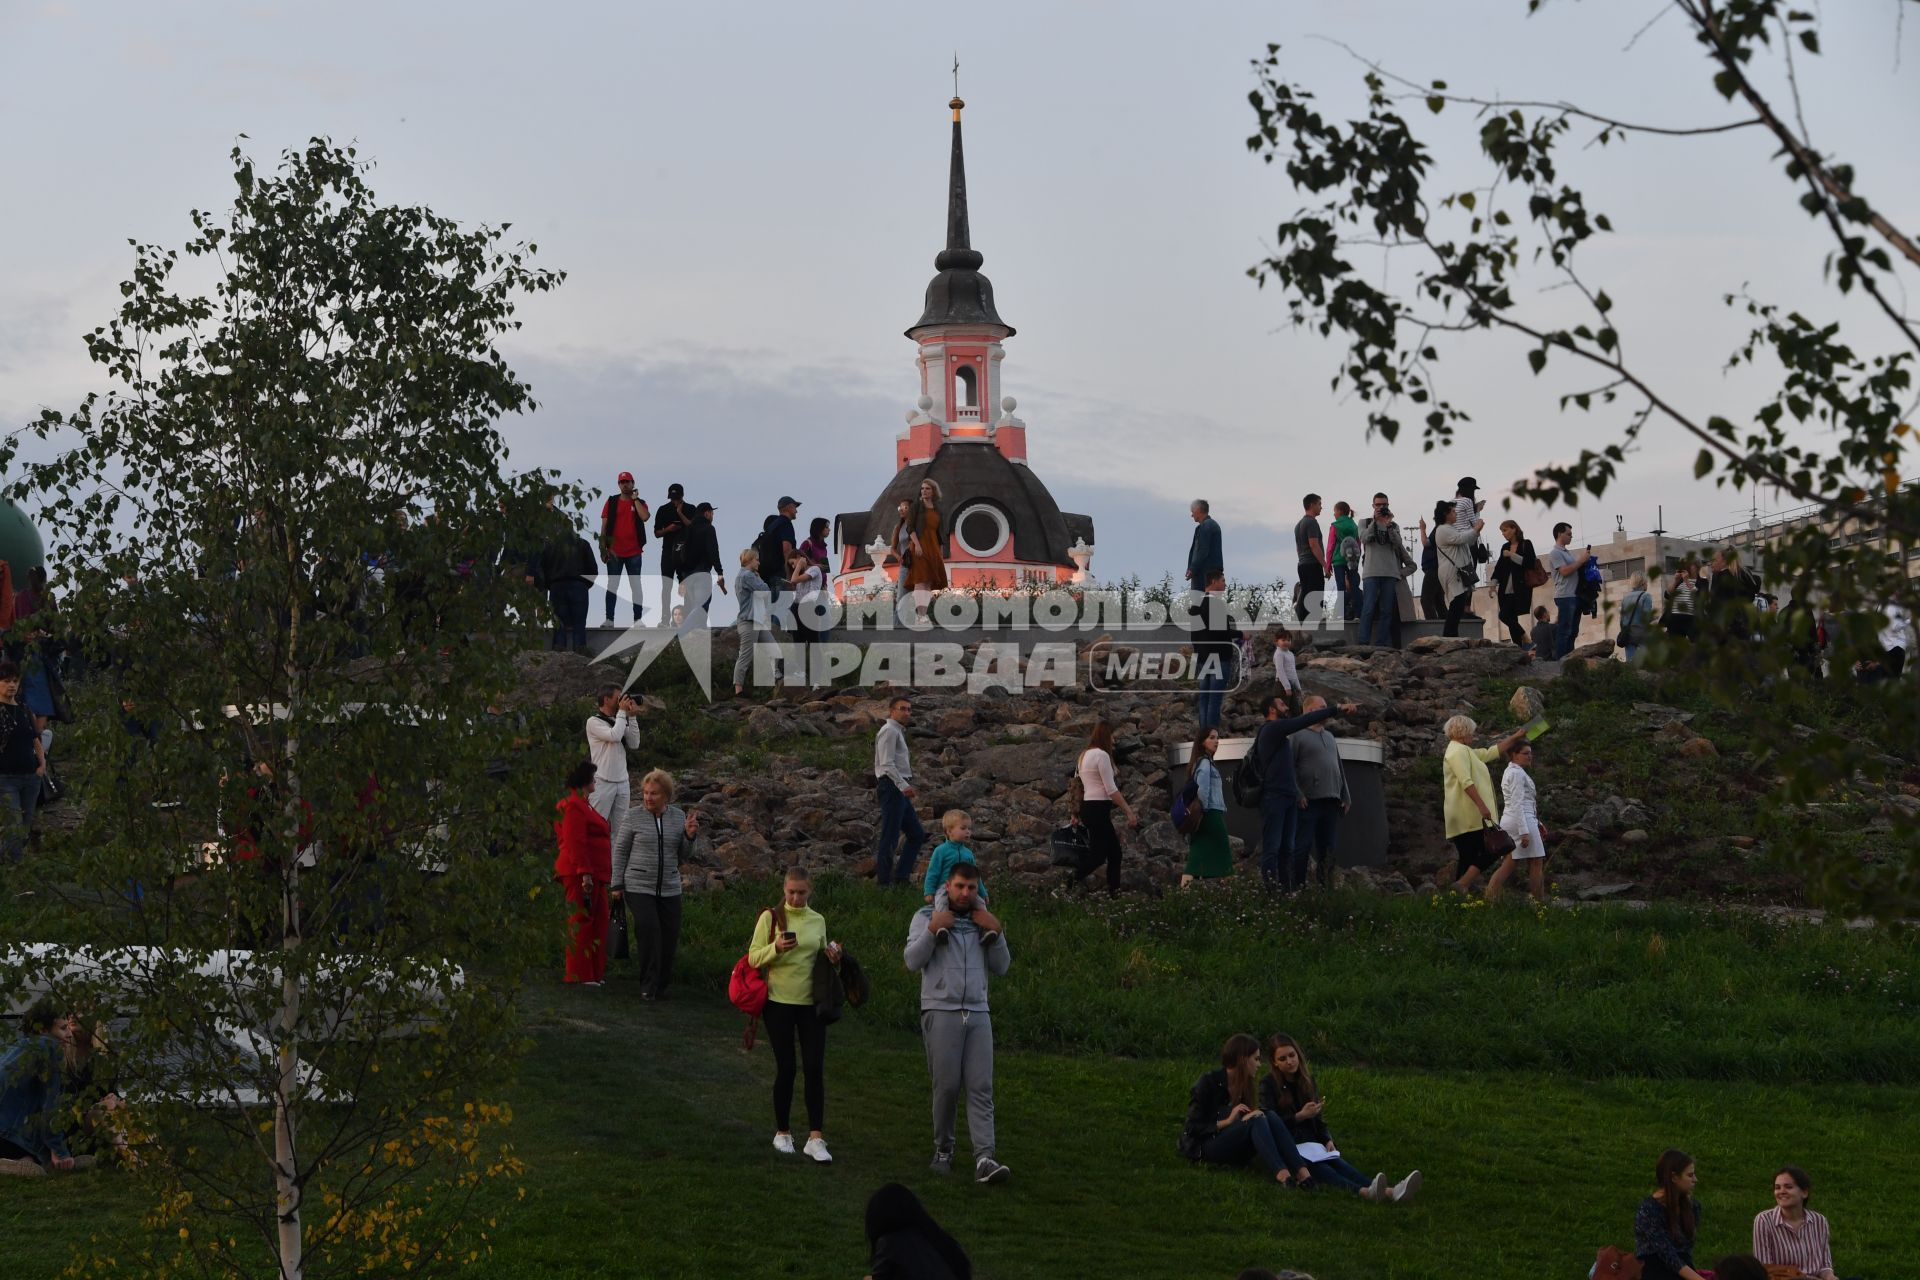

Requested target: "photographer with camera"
[
  {"left": 905, "top": 862, "right": 1011, "bottom": 1184},
  {"left": 1357, "top": 492, "right": 1418, "bottom": 648}
]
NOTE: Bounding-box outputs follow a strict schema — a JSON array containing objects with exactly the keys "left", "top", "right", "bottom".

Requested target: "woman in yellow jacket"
[
  {"left": 1441, "top": 715, "right": 1529, "bottom": 894},
  {"left": 748, "top": 866, "right": 843, "bottom": 1163}
]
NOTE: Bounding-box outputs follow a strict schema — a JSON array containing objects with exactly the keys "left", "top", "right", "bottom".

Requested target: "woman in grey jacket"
[
  {"left": 611, "top": 768, "right": 700, "bottom": 1000},
  {"left": 733, "top": 548, "right": 773, "bottom": 695}
]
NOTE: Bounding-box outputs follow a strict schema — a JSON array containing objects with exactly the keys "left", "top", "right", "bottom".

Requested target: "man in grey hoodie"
[{"left": 904, "top": 861, "right": 1011, "bottom": 1184}]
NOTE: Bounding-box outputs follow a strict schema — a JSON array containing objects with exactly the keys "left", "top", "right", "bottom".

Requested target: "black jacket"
[
  {"left": 681, "top": 519, "right": 723, "bottom": 578},
  {"left": 1491, "top": 538, "right": 1537, "bottom": 600},
  {"left": 870, "top": 1230, "right": 964, "bottom": 1280},
  {"left": 1258, "top": 1074, "right": 1331, "bottom": 1146},
  {"left": 653, "top": 500, "right": 697, "bottom": 572},
  {"left": 1180, "top": 1068, "right": 1243, "bottom": 1160},
  {"left": 539, "top": 535, "right": 598, "bottom": 589},
  {"left": 599, "top": 496, "right": 649, "bottom": 558}
]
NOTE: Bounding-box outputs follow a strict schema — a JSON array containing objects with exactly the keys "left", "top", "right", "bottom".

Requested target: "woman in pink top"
[{"left": 1074, "top": 721, "right": 1139, "bottom": 894}]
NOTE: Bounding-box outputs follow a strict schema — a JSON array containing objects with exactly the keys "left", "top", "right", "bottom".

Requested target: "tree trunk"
[{"left": 274, "top": 856, "right": 303, "bottom": 1280}]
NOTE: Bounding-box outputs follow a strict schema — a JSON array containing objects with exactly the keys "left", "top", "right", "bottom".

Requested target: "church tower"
[{"left": 834, "top": 94, "right": 1093, "bottom": 596}]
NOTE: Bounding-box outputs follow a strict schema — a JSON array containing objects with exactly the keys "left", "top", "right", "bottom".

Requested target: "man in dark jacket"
[
  {"left": 540, "top": 516, "right": 599, "bottom": 653},
  {"left": 679, "top": 502, "right": 727, "bottom": 627},
  {"left": 652, "top": 483, "right": 696, "bottom": 626},
  {"left": 1187, "top": 571, "right": 1242, "bottom": 731},
  {"left": 1186, "top": 500, "right": 1223, "bottom": 587},
  {"left": 1252, "top": 694, "right": 1359, "bottom": 891}
]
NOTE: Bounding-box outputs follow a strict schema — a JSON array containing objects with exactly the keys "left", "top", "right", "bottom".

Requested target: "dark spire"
[{"left": 909, "top": 96, "right": 1013, "bottom": 336}]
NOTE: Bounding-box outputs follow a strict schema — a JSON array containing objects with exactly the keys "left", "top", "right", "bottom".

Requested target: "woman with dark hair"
[
  {"left": 1635, "top": 1149, "right": 1707, "bottom": 1280},
  {"left": 1259, "top": 1034, "right": 1418, "bottom": 1203},
  {"left": 1752, "top": 1165, "right": 1839, "bottom": 1280},
  {"left": 801, "top": 516, "right": 831, "bottom": 571},
  {"left": 1181, "top": 728, "right": 1232, "bottom": 887},
  {"left": 863, "top": 1181, "right": 970, "bottom": 1280},
  {"left": 0, "top": 1008, "right": 93, "bottom": 1174},
  {"left": 553, "top": 760, "right": 612, "bottom": 986},
  {"left": 1074, "top": 720, "right": 1139, "bottom": 894},
  {"left": 1491, "top": 519, "right": 1539, "bottom": 652},
  {"left": 1179, "top": 1033, "right": 1313, "bottom": 1188},
  {"left": 902, "top": 478, "right": 948, "bottom": 622}
]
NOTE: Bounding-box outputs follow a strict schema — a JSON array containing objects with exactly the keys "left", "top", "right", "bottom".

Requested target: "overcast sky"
[{"left": 2, "top": 0, "right": 1915, "bottom": 588}]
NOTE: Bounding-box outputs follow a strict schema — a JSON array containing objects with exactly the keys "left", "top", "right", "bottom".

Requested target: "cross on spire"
[{"left": 952, "top": 52, "right": 960, "bottom": 99}]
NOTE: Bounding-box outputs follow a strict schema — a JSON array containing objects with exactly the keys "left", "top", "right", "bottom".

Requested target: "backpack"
[
  {"left": 1338, "top": 535, "right": 1360, "bottom": 572},
  {"left": 1420, "top": 537, "right": 1437, "bottom": 577},
  {"left": 1170, "top": 775, "right": 1203, "bottom": 837},
  {"left": 1231, "top": 736, "right": 1266, "bottom": 808},
  {"left": 729, "top": 905, "right": 786, "bottom": 1050},
  {"left": 753, "top": 521, "right": 786, "bottom": 580}
]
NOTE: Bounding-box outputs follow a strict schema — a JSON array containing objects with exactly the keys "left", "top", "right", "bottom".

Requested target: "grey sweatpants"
[
  {"left": 734, "top": 619, "right": 775, "bottom": 688},
  {"left": 922, "top": 1008, "right": 995, "bottom": 1160}
]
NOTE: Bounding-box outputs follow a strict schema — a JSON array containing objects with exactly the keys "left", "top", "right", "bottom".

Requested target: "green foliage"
[
  {"left": 0, "top": 140, "right": 564, "bottom": 1277},
  {"left": 1241, "top": 8, "right": 1920, "bottom": 913}
]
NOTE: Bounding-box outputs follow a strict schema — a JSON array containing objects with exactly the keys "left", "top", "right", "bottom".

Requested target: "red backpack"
[{"left": 729, "top": 906, "right": 785, "bottom": 1049}]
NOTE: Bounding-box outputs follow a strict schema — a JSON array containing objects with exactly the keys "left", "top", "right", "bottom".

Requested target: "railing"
[{"left": 954, "top": 405, "right": 980, "bottom": 421}]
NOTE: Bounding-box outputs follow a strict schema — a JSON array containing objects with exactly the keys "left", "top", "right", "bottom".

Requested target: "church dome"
[{"left": 836, "top": 442, "right": 1091, "bottom": 570}]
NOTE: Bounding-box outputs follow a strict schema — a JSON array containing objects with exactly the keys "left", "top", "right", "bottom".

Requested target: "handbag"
[
  {"left": 37, "top": 763, "right": 65, "bottom": 808},
  {"left": 1592, "top": 1246, "right": 1643, "bottom": 1280},
  {"left": 1524, "top": 559, "right": 1550, "bottom": 590},
  {"left": 1482, "top": 821, "right": 1516, "bottom": 860},
  {"left": 1050, "top": 821, "right": 1091, "bottom": 867},
  {"left": 609, "top": 895, "right": 630, "bottom": 961}
]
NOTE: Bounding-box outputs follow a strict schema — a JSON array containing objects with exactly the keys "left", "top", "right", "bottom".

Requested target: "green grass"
[{"left": 4, "top": 880, "right": 1918, "bottom": 1278}]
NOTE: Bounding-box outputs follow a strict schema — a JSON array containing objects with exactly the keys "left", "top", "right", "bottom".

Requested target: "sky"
[{"left": 1, "top": 0, "right": 1915, "bottom": 590}]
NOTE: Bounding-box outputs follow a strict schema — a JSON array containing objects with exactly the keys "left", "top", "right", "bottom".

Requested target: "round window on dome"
[{"left": 954, "top": 504, "right": 1010, "bottom": 558}]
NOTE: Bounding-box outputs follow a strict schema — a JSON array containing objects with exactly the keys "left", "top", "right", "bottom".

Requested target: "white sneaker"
[
  {"left": 772, "top": 1132, "right": 795, "bottom": 1155},
  {"left": 1392, "top": 1170, "right": 1422, "bottom": 1203},
  {"left": 1366, "top": 1172, "right": 1389, "bottom": 1202},
  {"left": 802, "top": 1137, "right": 833, "bottom": 1164}
]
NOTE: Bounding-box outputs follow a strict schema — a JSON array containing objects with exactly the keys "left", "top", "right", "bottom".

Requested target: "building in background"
[{"left": 833, "top": 96, "right": 1094, "bottom": 598}]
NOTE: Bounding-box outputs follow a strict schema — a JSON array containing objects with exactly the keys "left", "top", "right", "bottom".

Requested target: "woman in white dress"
[{"left": 1486, "top": 739, "right": 1547, "bottom": 904}]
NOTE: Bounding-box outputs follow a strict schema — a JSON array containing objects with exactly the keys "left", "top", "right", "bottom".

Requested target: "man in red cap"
[{"left": 599, "top": 472, "right": 650, "bottom": 627}]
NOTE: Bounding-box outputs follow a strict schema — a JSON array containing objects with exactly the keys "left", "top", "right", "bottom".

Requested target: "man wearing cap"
[
  {"left": 765, "top": 496, "right": 801, "bottom": 609},
  {"left": 653, "top": 484, "right": 696, "bottom": 627},
  {"left": 680, "top": 501, "right": 727, "bottom": 625},
  {"left": 599, "top": 472, "right": 650, "bottom": 627}
]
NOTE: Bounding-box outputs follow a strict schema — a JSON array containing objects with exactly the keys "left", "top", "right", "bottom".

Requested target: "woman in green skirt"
[{"left": 1182, "top": 728, "right": 1233, "bottom": 886}]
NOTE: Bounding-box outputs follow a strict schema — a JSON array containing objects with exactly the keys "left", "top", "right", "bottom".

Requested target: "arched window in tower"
[{"left": 954, "top": 365, "right": 979, "bottom": 419}]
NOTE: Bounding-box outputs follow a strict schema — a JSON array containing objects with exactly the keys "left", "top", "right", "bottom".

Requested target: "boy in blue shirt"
[{"left": 922, "top": 809, "right": 988, "bottom": 904}]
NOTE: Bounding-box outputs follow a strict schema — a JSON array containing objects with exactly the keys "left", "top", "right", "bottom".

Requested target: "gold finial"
[{"left": 950, "top": 95, "right": 965, "bottom": 120}]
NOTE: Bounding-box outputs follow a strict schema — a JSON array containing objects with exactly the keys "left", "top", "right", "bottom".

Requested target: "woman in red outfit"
[{"left": 554, "top": 761, "right": 612, "bottom": 985}]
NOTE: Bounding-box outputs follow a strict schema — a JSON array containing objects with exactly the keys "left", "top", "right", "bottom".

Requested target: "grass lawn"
[{"left": 4, "top": 883, "right": 1918, "bottom": 1277}]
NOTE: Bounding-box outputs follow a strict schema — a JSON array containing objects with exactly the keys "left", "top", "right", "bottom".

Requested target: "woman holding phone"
[{"left": 747, "top": 866, "right": 842, "bottom": 1164}]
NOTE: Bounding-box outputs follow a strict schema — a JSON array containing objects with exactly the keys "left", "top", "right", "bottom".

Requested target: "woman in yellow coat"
[{"left": 1440, "top": 714, "right": 1528, "bottom": 894}]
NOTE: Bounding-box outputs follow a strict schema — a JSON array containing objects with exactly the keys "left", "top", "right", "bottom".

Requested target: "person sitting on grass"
[
  {"left": 922, "top": 810, "right": 986, "bottom": 905},
  {"left": 1179, "top": 1033, "right": 1313, "bottom": 1189},
  {"left": 1635, "top": 1148, "right": 1707, "bottom": 1280},
  {"left": 1752, "top": 1165, "right": 1839, "bottom": 1280},
  {"left": 0, "top": 1006, "right": 94, "bottom": 1176},
  {"left": 862, "top": 1181, "right": 971, "bottom": 1280},
  {"left": 1259, "top": 1033, "right": 1419, "bottom": 1203}
]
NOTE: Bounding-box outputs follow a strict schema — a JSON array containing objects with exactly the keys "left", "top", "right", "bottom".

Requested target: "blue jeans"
[
  {"left": 874, "top": 777, "right": 927, "bottom": 886},
  {"left": 1259, "top": 792, "right": 1299, "bottom": 888},
  {"left": 549, "top": 579, "right": 590, "bottom": 649},
  {"left": 1331, "top": 564, "right": 1358, "bottom": 622},
  {"left": 1358, "top": 578, "right": 1396, "bottom": 647},
  {"left": 0, "top": 773, "right": 41, "bottom": 863},
  {"left": 1299, "top": 796, "right": 1343, "bottom": 889},
  {"left": 1200, "top": 1112, "right": 1308, "bottom": 1179},
  {"left": 1197, "top": 670, "right": 1226, "bottom": 730},
  {"left": 1308, "top": 1154, "right": 1370, "bottom": 1191},
  {"left": 1554, "top": 596, "right": 1580, "bottom": 658},
  {"left": 604, "top": 554, "right": 645, "bottom": 623}
]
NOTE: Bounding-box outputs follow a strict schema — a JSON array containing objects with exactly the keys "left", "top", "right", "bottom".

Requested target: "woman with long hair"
[
  {"left": 0, "top": 1006, "right": 93, "bottom": 1174},
  {"left": 1260, "top": 1034, "right": 1418, "bottom": 1203},
  {"left": 1635, "top": 1149, "right": 1707, "bottom": 1280},
  {"left": 1181, "top": 728, "right": 1231, "bottom": 887},
  {"left": 1490, "top": 519, "right": 1538, "bottom": 652},
  {"left": 1179, "top": 1033, "right": 1313, "bottom": 1188},
  {"left": 902, "top": 478, "right": 948, "bottom": 622},
  {"left": 747, "top": 867, "right": 843, "bottom": 1164},
  {"left": 1751, "top": 1165, "right": 1839, "bottom": 1280},
  {"left": 553, "top": 760, "right": 612, "bottom": 986},
  {"left": 864, "top": 1181, "right": 971, "bottom": 1280},
  {"left": 1074, "top": 720, "right": 1139, "bottom": 894}
]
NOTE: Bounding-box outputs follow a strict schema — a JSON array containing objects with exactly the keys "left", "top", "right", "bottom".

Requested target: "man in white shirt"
[
  {"left": 873, "top": 695, "right": 927, "bottom": 887},
  {"left": 586, "top": 686, "right": 641, "bottom": 852}
]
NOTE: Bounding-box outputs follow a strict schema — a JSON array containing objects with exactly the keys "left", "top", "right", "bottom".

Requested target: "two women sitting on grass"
[
  {"left": 1181, "top": 1034, "right": 1315, "bottom": 1188},
  {"left": 1258, "top": 1034, "right": 1419, "bottom": 1203}
]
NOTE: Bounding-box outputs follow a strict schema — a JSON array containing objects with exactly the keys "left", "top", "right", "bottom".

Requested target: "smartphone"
[
  {"left": 1525, "top": 717, "right": 1550, "bottom": 741},
  {"left": 782, "top": 931, "right": 796, "bottom": 943}
]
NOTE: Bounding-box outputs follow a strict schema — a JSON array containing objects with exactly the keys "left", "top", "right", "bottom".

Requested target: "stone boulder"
[
  {"left": 1566, "top": 638, "right": 1617, "bottom": 662},
  {"left": 969, "top": 741, "right": 1067, "bottom": 790},
  {"left": 1509, "top": 686, "right": 1546, "bottom": 722},
  {"left": 1299, "top": 668, "right": 1395, "bottom": 720}
]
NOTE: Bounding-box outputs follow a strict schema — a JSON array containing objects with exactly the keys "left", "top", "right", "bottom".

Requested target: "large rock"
[
  {"left": 1299, "top": 669, "right": 1394, "bottom": 720},
  {"left": 1566, "top": 639, "right": 1617, "bottom": 662},
  {"left": 1509, "top": 686, "right": 1546, "bottom": 722},
  {"left": 968, "top": 741, "right": 1066, "bottom": 789}
]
